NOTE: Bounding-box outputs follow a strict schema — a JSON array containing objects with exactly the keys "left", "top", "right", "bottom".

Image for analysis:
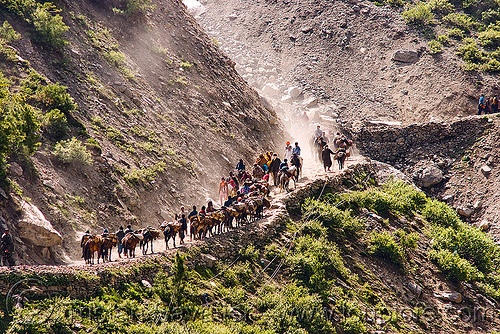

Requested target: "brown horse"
[
  {"left": 140, "top": 227, "right": 161, "bottom": 255},
  {"left": 100, "top": 234, "right": 118, "bottom": 262},
  {"left": 279, "top": 166, "right": 298, "bottom": 192},
  {"left": 83, "top": 236, "right": 104, "bottom": 264},
  {"left": 161, "top": 221, "right": 181, "bottom": 249},
  {"left": 122, "top": 233, "right": 142, "bottom": 258}
]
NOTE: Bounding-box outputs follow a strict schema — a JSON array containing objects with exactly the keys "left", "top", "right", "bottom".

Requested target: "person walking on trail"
[
  {"left": 478, "top": 94, "right": 485, "bottom": 115},
  {"left": 124, "top": 225, "right": 133, "bottom": 235},
  {"left": 218, "top": 177, "right": 229, "bottom": 206},
  {"left": 284, "top": 141, "right": 293, "bottom": 162},
  {"left": 269, "top": 153, "right": 281, "bottom": 186},
  {"left": 115, "top": 226, "right": 125, "bottom": 258},
  {"left": 486, "top": 97, "right": 492, "bottom": 114},
  {"left": 493, "top": 96, "right": 499, "bottom": 114},
  {"left": 315, "top": 125, "right": 323, "bottom": 139},
  {"left": 0, "top": 228, "right": 15, "bottom": 266},
  {"left": 236, "top": 159, "right": 245, "bottom": 172},
  {"left": 321, "top": 145, "right": 334, "bottom": 172},
  {"left": 188, "top": 206, "right": 198, "bottom": 219},
  {"left": 179, "top": 214, "right": 187, "bottom": 245}
]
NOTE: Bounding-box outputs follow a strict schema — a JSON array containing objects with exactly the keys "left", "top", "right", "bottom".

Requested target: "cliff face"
[{"left": 0, "top": 0, "right": 283, "bottom": 264}]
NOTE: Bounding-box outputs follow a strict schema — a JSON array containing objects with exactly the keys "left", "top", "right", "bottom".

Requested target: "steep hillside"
[
  {"left": 0, "top": 0, "right": 283, "bottom": 264},
  {"left": 197, "top": 0, "right": 497, "bottom": 125},
  {"left": 3, "top": 164, "right": 500, "bottom": 333}
]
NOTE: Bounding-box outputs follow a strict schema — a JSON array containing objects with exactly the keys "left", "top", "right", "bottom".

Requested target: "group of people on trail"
[
  {"left": 312, "top": 125, "right": 352, "bottom": 172},
  {"left": 1, "top": 228, "right": 14, "bottom": 266},
  {"left": 478, "top": 94, "right": 499, "bottom": 115}
]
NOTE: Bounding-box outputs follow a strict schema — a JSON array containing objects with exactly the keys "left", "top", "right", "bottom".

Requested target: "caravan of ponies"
[{"left": 80, "top": 159, "right": 273, "bottom": 265}]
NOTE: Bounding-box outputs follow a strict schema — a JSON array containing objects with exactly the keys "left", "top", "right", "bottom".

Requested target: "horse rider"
[
  {"left": 81, "top": 230, "right": 92, "bottom": 247},
  {"left": 315, "top": 125, "right": 323, "bottom": 139},
  {"left": 290, "top": 153, "right": 301, "bottom": 181},
  {"left": 0, "top": 227, "right": 15, "bottom": 266},
  {"left": 292, "top": 142, "right": 301, "bottom": 156},
  {"left": 115, "top": 226, "right": 125, "bottom": 258},
  {"left": 124, "top": 225, "right": 133, "bottom": 236},
  {"left": 188, "top": 206, "right": 198, "bottom": 219}
]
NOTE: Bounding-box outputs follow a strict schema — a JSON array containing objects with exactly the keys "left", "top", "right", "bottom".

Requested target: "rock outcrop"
[{"left": 16, "top": 201, "right": 63, "bottom": 247}]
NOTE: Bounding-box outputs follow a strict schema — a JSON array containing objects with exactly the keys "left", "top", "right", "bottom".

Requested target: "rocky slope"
[
  {"left": 195, "top": 0, "right": 497, "bottom": 128},
  {"left": 0, "top": 0, "right": 283, "bottom": 265}
]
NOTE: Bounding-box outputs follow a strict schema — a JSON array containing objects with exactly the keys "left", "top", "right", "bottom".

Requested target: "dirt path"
[{"left": 64, "top": 150, "right": 363, "bottom": 268}]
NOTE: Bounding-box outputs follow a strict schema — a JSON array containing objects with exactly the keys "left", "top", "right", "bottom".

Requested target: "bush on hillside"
[
  {"left": 52, "top": 137, "right": 92, "bottom": 165},
  {"left": 427, "top": 0, "right": 454, "bottom": 14},
  {"left": 430, "top": 249, "right": 484, "bottom": 282},
  {"left": 442, "top": 13, "right": 475, "bottom": 32},
  {"left": 403, "top": 3, "right": 434, "bottom": 26},
  {"left": 41, "top": 109, "right": 68, "bottom": 139},
  {"left": 32, "top": 3, "right": 69, "bottom": 48},
  {"left": 0, "top": 21, "right": 20, "bottom": 43},
  {"left": 422, "top": 198, "right": 460, "bottom": 228},
  {"left": 368, "top": 231, "right": 405, "bottom": 266},
  {"left": 429, "top": 39, "right": 443, "bottom": 53},
  {"left": 447, "top": 28, "right": 465, "bottom": 40},
  {"left": 479, "top": 28, "right": 500, "bottom": 48},
  {"left": 38, "top": 83, "right": 76, "bottom": 114}
]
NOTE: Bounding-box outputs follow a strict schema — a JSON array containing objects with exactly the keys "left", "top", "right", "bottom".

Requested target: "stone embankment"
[
  {"left": 0, "top": 163, "right": 373, "bottom": 298},
  {"left": 352, "top": 116, "right": 490, "bottom": 188}
]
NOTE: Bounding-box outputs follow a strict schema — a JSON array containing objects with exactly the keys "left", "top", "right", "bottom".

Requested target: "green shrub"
[
  {"left": 479, "top": 28, "right": 500, "bottom": 48},
  {"left": 432, "top": 225, "right": 499, "bottom": 273},
  {"left": 394, "top": 229, "right": 419, "bottom": 251},
  {"left": 341, "top": 315, "right": 367, "bottom": 334},
  {"left": 52, "top": 137, "right": 92, "bottom": 164},
  {"left": 437, "top": 34, "right": 450, "bottom": 45},
  {"left": 427, "top": 0, "right": 454, "bottom": 14},
  {"left": 104, "top": 50, "right": 126, "bottom": 67},
  {"left": 422, "top": 198, "right": 460, "bottom": 228},
  {"left": 302, "top": 199, "right": 363, "bottom": 240},
  {"left": 239, "top": 244, "right": 260, "bottom": 262},
  {"left": 123, "top": 0, "right": 155, "bottom": 16},
  {"left": 443, "top": 12, "right": 475, "bottom": 32},
  {"left": 428, "top": 39, "right": 443, "bottom": 53},
  {"left": 32, "top": 3, "right": 69, "bottom": 48},
  {"left": 368, "top": 231, "right": 406, "bottom": 266},
  {"left": 38, "top": 83, "right": 76, "bottom": 114},
  {"left": 403, "top": 3, "right": 434, "bottom": 26},
  {"left": 0, "top": 21, "right": 20, "bottom": 43},
  {"left": 482, "top": 9, "right": 500, "bottom": 24},
  {"left": 41, "top": 109, "right": 68, "bottom": 139},
  {"left": 430, "top": 249, "right": 484, "bottom": 281},
  {"left": 458, "top": 38, "right": 485, "bottom": 64},
  {"left": 447, "top": 28, "right": 465, "bottom": 39},
  {"left": 480, "top": 57, "right": 500, "bottom": 72}
]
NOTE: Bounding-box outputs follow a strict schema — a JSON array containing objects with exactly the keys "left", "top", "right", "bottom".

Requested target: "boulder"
[
  {"left": 391, "top": 50, "right": 419, "bottom": 63},
  {"left": 303, "top": 97, "right": 318, "bottom": 108},
  {"left": 17, "top": 201, "right": 62, "bottom": 247},
  {"left": 141, "top": 280, "right": 153, "bottom": 288},
  {"left": 434, "top": 292, "right": 462, "bottom": 303},
  {"left": 201, "top": 253, "right": 218, "bottom": 267},
  {"left": 457, "top": 206, "right": 474, "bottom": 217},
  {"left": 420, "top": 165, "right": 443, "bottom": 187},
  {"left": 481, "top": 165, "right": 492, "bottom": 176},
  {"left": 407, "top": 282, "right": 422, "bottom": 298},
  {"left": 9, "top": 162, "right": 23, "bottom": 177},
  {"left": 281, "top": 95, "right": 293, "bottom": 103},
  {"left": 479, "top": 220, "right": 491, "bottom": 231},
  {"left": 287, "top": 86, "right": 302, "bottom": 98},
  {"left": 262, "top": 83, "right": 279, "bottom": 98}
]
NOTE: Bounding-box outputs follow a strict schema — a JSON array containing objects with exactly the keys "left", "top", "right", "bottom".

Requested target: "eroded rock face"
[{"left": 17, "top": 201, "right": 63, "bottom": 247}]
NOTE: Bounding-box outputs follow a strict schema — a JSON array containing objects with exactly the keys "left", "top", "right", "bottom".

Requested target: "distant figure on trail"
[
  {"left": 335, "top": 147, "right": 347, "bottom": 170},
  {"left": 206, "top": 201, "right": 215, "bottom": 214},
  {"left": 315, "top": 125, "right": 323, "bottom": 139},
  {"left": 179, "top": 214, "right": 187, "bottom": 245},
  {"left": 478, "top": 94, "right": 485, "bottom": 115},
  {"left": 175, "top": 206, "right": 188, "bottom": 220},
  {"left": 219, "top": 177, "right": 228, "bottom": 206},
  {"left": 199, "top": 206, "right": 206, "bottom": 217},
  {"left": 81, "top": 230, "right": 92, "bottom": 247},
  {"left": 115, "top": 226, "right": 125, "bottom": 258},
  {"left": 290, "top": 153, "right": 301, "bottom": 181},
  {"left": 0, "top": 228, "right": 14, "bottom": 266},
  {"left": 284, "top": 141, "right": 293, "bottom": 161},
  {"left": 292, "top": 142, "right": 301, "bottom": 156},
  {"left": 269, "top": 153, "right": 281, "bottom": 186},
  {"left": 493, "top": 96, "right": 499, "bottom": 114},
  {"left": 280, "top": 159, "right": 289, "bottom": 172},
  {"left": 321, "top": 145, "right": 334, "bottom": 172},
  {"left": 333, "top": 132, "right": 342, "bottom": 150},
  {"left": 229, "top": 171, "right": 239, "bottom": 190},
  {"left": 486, "top": 97, "right": 492, "bottom": 114},
  {"left": 236, "top": 159, "right": 245, "bottom": 172}
]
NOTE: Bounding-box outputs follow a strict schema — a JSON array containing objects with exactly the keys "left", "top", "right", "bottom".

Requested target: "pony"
[
  {"left": 100, "top": 234, "right": 118, "bottom": 262},
  {"left": 161, "top": 221, "right": 181, "bottom": 249},
  {"left": 335, "top": 149, "right": 347, "bottom": 170},
  {"left": 122, "top": 233, "right": 142, "bottom": 258},
  {"left": 83, "top": 236, "right": 104, "bottom": 264},
  {"left": 279, "top": 166, "right": 298, "bottom": 192},
  {"left": 140, "top": 227, "right": 161, "bottom": 255}
]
